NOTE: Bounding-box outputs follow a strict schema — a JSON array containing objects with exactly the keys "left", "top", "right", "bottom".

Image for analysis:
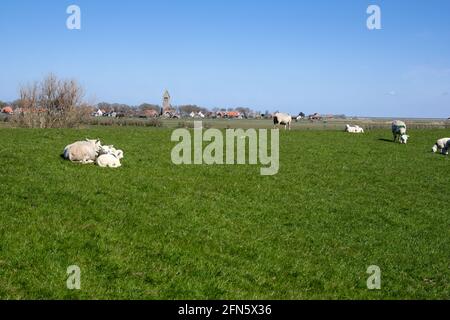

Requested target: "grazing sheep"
[
  {"left": 392, "top": 120, "right": 408, "bottom": 143},
  {"left": 273, "top": 113, "right": 292, "bottom": 130},
  {"left": 345, "top": 124, "right": 364, "bottom": 133},
  {"left": 63, "top": 139, "right": 102, "bottom": 164},
  {"left": 96, "top": 154, "right": 121, "bottom": 168},
  {"left": 432, "top": 138, "right": 450, "bottom": 154}
]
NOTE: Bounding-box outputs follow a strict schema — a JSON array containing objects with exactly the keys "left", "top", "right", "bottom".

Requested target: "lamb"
[
  {"left": 399, "top": 134, "right": 410, "bottom": 144},
  {"left": 99, "top": 145, "right": 124, "bottom": 159},
  {"left": 432, "top": 138, "right": 450, "bottom": 155},
  {"left": 96, "top": 153, "right": 122, "bottom": 168},
  {"left": 96, "top": 145, "right": 124, "bottom": 168},
  {"left": 345, "top": 124, "right": 364, "bottom": 133},
  {"left": 345, "top": 124, "right": 355, "bottom": 133}
]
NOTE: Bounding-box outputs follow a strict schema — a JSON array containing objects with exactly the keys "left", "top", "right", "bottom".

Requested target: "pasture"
[{"left": 0, "top": 126, "right": 449, "bottom": 299}]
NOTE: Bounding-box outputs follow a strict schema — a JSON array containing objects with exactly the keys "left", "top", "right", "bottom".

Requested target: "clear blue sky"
[{"left": 1, "top": 0, "right": 449, "bottom": 117}]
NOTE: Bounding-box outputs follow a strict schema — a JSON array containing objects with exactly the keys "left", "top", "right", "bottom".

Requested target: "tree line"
[{"left": 2, "top": 74, "right": 325, "bottom": 128}]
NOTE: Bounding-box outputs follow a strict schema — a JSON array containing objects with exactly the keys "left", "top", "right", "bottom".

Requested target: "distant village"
[
  {"left": 1, "top": 89, "right": 346, "bottom": 121},
  {"left": 87, "top": 91, "right": 328, "bottom": 121}
]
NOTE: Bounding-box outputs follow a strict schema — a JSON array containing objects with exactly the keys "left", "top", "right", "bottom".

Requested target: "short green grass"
[{"left": 0, "top": 127, "right": 449, "bottom": 299}]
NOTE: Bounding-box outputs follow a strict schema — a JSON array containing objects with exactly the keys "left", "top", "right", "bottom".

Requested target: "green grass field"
[{"left": 0, "top": 126, "right": 449, "bottom": 299}]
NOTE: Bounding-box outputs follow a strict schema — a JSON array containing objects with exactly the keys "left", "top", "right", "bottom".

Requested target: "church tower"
[{"left": 162, "top": 90, "right": 171, "bottom": 113}]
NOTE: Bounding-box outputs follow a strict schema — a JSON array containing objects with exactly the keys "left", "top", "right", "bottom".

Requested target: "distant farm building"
[
  {"left": 1, "top": 106, "right": 13, "bottom": 115},
  {"left": 309, "top": 113, "right": 322, "bottom": 121},
  {"left": 144, "top": 109, "right": 159, "bottom": 118},
  {"left": 93, "top": 109, "right": 104, "bottom": 117},
  {"left": 190, "top": 111, "right": 205, "bottom": 118},
  {"left": 216, "top": 111, "right": 242, "bottom": 119}
]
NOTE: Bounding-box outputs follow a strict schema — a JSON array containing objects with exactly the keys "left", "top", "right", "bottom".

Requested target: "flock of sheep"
[
  {"left": 63, "top": 139, "right": 124, "bottom": 168},
  {"left": 347, "top": 119, "right": 449, "bottom": 154},
  {"left": 274, "top": 113, "right": 449, "bottom": 154},
  {"left": 62, "top": 118, "right": 448, "bottom": 169},
  {"left": 346, "top": 120, "right": 410, "bottom": 143},
  {"left": 347, "top": 119, "right": 450, "bottom": 155}
]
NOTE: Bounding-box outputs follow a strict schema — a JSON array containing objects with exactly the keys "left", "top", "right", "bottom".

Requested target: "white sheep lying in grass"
[
  {"left": 96, "top": 145, "right": 124, "bottom": 168},
  {"left": 345, "top": 124, "right": 364, "bottom": 133},
  {"left": 432, "top": 138, "right": 450, "bottom": 155},
  {"left": 96, "top": 154, "right": 121, "bottom": 168},
  {"left": 63, "top": 139, "right": 102, "bottom": 164}
]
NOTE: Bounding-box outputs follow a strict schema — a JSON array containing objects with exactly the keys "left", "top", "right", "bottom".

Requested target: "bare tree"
[
  {"left": 138, "top": 103, "right": 161, "bottom": 112},
  {"left": 13, "top": 74, "right": 90, "bottom": 128}
]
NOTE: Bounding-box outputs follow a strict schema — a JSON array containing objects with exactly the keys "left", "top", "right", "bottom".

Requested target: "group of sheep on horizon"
[
  {"left": 274, "top": 113, "right": 448, "bottom": 155},
  {"left": 63, "top": 139, "right": 124, "bottom": 168},
  {"left": 346, "top": 120, "right": 408, "bottom": 143},
  {"left": 347, "top": 119, "right": 449, "bottom": 154}
]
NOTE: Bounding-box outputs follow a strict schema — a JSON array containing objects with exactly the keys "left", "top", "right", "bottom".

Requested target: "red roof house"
[{"left": 1, "top": 106, "right": 13, "bottom": 114}]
